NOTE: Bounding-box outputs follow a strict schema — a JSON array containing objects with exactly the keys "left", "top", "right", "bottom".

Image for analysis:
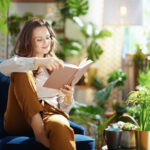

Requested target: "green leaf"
[
  {"left": 0, "top": 0, "right": 10, "bottom": 34},
  {"left": 67, "top": 0, "right": 89, "bottom": 16},
  {"left": 56, "top": 39, "right": 83, "bottom": 59},
  {"left": 98, "top": 114, "right": 116, "bottom": 135},
  {"left": 137, "top": 66, "right": 150, "bottom": 90},
  {"left": 93, "top": 80, "right": 118, "bottom": 105},
  {"left": 70, "top": 115, "right": 91, "bottom": 126},
  {"left": 107, "top": 69, "right": 127, "bottom": 87},
  {"left": 87, "top": 41, "right": 103, "bottom": 61},
  {"left": 81, "top": 23, "right": 96, "bottom": 38},
  {"left": 95, "top": 29, "right": 112, "bottom": 39}
]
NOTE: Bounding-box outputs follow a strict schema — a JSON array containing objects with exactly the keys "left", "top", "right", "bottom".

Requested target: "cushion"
[
  {"left": 0, "top": 134, "right": 95, "bottom": 150},
  {"left": 75, "top": 134, "right": 95, "bottom": 150},
  {"left": 0, "top": 136, "right": 48, "bottom": 150},
  {"left": 69, "top": 121, "right": 85, "bottom": 135}
]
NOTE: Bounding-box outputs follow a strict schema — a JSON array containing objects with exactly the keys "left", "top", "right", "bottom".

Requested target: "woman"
[{"left": 4, "top": 18, "right": 76, "bottom": 150}]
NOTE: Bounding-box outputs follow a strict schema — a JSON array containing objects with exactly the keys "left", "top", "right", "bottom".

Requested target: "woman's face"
[{"left": 32, "top": 26, "right": 51, "bottom": 57}]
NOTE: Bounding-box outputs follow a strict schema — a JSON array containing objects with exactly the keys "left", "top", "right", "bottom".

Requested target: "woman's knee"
[{"left": 44, "top": 114, "right": 71, "bottom": 133}]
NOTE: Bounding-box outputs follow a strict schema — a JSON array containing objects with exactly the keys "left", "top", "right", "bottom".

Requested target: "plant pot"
[
  {"left": 104, "top": 129, "right": 122, "bottom": 150},
  {"left": 136, "top": 131, "right": 150, "bottom": 150},
  {"left": 120, "top": 131, "right": 136, "bottom": 148}
]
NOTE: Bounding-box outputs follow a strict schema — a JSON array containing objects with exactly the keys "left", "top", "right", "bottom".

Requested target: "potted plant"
[
  {"left": 70, "top": 102, "right": 115, "bottom": 150},
  {"left": 126, "top": 88, "right": 150, "bottom": 150}
]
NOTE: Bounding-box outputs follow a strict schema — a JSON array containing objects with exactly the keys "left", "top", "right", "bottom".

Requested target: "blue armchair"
[{"left": 0, "top": 60, "right": 95, "bottom": 150}]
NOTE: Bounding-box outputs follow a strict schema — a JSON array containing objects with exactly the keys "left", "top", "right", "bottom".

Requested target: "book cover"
[{"left": 43, "top": 58, "right": 93, "bottom": 89}]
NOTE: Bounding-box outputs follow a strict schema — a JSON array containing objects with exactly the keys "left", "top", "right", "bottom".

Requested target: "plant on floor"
[{"left": 70, "top": 102, "right": 116, "bottom": 149}]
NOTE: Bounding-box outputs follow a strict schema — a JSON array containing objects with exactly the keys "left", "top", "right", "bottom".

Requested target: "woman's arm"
[
  {"left": 0, "top": 57, "right": 36, "bottom": 76},
  {"left": 0, "top": 56, "right": 63, "bottom": 76}
]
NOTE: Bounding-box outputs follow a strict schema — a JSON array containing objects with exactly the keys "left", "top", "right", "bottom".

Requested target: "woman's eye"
[{"left": 37, "top": 39, "right": 42, "bottom": 41}]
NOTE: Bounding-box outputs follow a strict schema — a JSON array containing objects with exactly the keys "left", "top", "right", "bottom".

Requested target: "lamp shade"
[{"left": 103, "top": 0, "right": 143, "bottom": 26}]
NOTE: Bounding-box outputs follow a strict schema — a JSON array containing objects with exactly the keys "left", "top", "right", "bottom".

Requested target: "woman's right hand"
[{"left": 34, "top": 57, "right": 63, "bottom": 71}]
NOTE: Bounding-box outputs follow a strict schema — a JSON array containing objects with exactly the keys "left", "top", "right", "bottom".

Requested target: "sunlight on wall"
[{"left": 0, "top": 32, "right": 6, "bottom": 59}]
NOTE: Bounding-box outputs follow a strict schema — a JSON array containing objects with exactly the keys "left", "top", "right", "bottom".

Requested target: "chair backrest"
[
  {"left": 0, "top": 60, "right": 10, "bottom": 137},
  {"left": 0, "top": 60, "right": 10, "bottom": 120}
]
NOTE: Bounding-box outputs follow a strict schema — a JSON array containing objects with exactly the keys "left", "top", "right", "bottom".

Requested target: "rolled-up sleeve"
[{"left": 0, "top": 56, "right": 37, "bottom": 76}]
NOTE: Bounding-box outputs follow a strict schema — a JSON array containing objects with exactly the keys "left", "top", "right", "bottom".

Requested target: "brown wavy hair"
[
  {"left": 14, "top": 17, "right": 56, "bottom": 57},
  {"left": 14, "top": 18, "right": 56, "bottom": 77}
]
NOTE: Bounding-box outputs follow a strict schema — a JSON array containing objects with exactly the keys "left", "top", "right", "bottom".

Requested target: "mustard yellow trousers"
[{"left": 4, "top": 72, "right": 76, "bottom": 150}]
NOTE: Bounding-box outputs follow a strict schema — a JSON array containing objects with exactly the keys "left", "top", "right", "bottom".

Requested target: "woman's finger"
[
  {"left": 64, "top": 85, "right": 73, "bottom": 91},
  {"left": 53, "top": 57, "right": 64, "bottom": 67},
  {"left": 60, "top": 88, "right": 72, "bottom": 95}
]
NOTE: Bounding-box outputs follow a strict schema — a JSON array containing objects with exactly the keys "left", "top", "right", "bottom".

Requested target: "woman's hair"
[{"left": 14, "top": 17, "right": 56, "bottom": 57}]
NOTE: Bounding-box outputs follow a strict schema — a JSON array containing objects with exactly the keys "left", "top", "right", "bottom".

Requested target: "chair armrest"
[{"left": 69, "top": 120, "right": 85, "bottom": 135}]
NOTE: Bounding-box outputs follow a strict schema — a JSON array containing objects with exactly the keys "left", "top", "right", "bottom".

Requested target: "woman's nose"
[{"left": 43, "top": 39, "right": 48, "bottom": 44}]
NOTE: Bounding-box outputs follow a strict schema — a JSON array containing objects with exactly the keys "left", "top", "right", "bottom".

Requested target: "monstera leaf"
[
  {"left": 87, "top": 41, "right": 103, "bottom": 61},
  {"left": 67, "top": 0, "right": 89, "bottom": 16},
  {"left": 95, "top": 29, "right": 112, "bottom": 39},
  {"left": 56, "top": 39, "right": 83, "bottom": 60}
]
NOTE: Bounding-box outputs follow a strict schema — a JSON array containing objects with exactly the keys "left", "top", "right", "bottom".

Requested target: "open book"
[{"left": 43, "top": 58, "right": 93, "bottom": 89}]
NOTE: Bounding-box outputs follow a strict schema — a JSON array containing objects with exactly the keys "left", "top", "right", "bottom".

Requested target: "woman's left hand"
[{"left": 59, "top": 83, "right": 73, "bottom": 104}]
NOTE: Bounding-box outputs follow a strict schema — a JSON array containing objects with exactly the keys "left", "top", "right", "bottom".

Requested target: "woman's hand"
[
  {"left": 60, "top": 83, "right": 74, "bottom": 104},
  {"left": 34, "top": 57, "right": 63, "bottom": 72}
]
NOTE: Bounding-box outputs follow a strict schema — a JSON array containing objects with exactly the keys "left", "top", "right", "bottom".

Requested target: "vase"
[
  {"left": 120, "top": 131, "right": 136, "bottom": 148},
  {"left": 136, "top": 131, "right": 150, "bottom": 150}
]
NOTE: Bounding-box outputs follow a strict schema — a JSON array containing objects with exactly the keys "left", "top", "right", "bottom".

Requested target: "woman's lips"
[{"left": 42, "top": 46, "right": 49, "bottom": 49}]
